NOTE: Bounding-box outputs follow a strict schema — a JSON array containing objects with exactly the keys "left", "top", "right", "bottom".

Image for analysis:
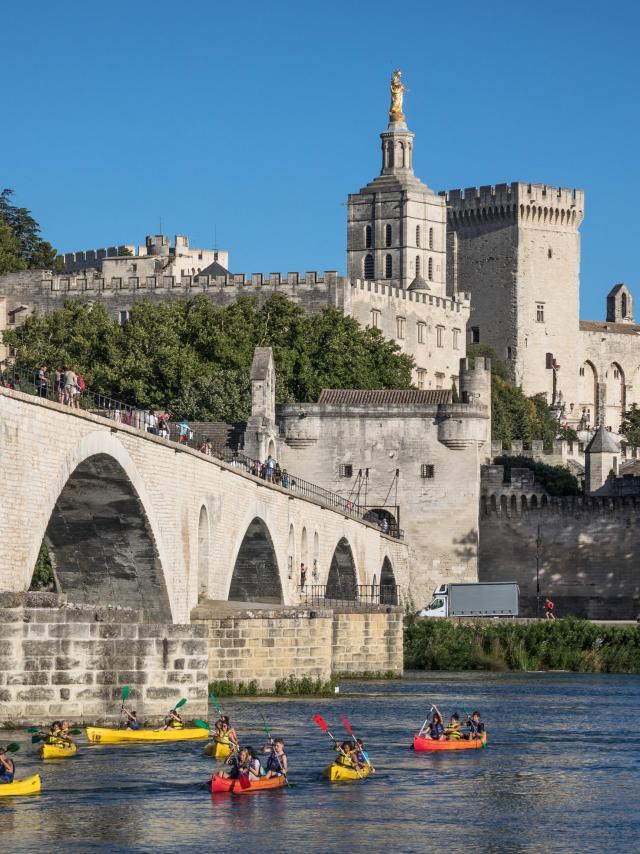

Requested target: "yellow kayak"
[
  {"left": 324, "top": 762, "right": 373, "bottom": 782},
  {"left": 40, "top": 742, "right": 77, "bottom": 760},
  {"left": 0, "top": 774, "right": 41, "bottom": 797},
  {"left": 203, "top": 739, "right": 233, "bottom": 760},
  {"left": 86, "top": 726, "right": 208, "bottom": 744}
]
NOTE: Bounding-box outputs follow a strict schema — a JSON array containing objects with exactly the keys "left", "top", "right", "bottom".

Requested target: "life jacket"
[
  {"left": 170, "top": 719, "right": 183, "bottom": 729},
  {"left": 266, "top": 752, "right": 285, "bottom": 774},
  {"left": 0, "top": 760, "right": 14, "bottom": 782},
  {"left": 215, "top": 732, "right": 230, "bottom": 746},
  {"left": 336, "top": 753, "right": 352, "bottom": 767}
]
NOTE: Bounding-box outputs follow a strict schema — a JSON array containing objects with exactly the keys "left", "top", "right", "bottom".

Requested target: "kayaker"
[
  {"left": 220, "top": 746, "right": 249, "bottom": 779},
  {"left": 215, "top": 715, "right": 238, "bottom": 750},
  {"left": 423, "top": 712, "right": 446, "bottom": 741},
  {"left": 244, "top": 746, "right": 263, "bottom": 781},
  {"left": 124, "top": 709, "right": 140, "bottom": 731},
  {"left": 354, "top": 738, "right": 373, "bottom": 771},
  {"left": 335, "top": 740, "right": 361, "bottom": 768},
  {"left": 0, "top": 748, "right": 15, "bottom": 784},
  {"left": 48, "top": 721, "right": 63, "bottom": 746},
  {"left": 466, "top": 710, "right": 485, "bottom": 740},
  {"left": 161, "top": 707, "right": 184, "bottom": 731},
  {"left": 60, "top": 721, "right": 74, "bottom": 744},
  {"left": 445, "top": 713, "right": 463, "bottom": 740},
  {"left": 263, "top": 737, "right": 288, "bottom": 778}
]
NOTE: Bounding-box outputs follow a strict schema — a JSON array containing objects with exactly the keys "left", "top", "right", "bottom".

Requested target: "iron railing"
[
  {"left": 303, "top": 583, "right": 400, "bottom": 608},
  {"left": 0, "top": 365, "right": 404, "bottom": 538}
]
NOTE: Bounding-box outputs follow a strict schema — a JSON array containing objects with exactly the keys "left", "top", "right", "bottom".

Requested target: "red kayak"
[
  {"left": 210, "top": 773, "right": 286, "bottom": 794},
  {"left": 413, "top": 732, "right": 487, "bottom": 752}
]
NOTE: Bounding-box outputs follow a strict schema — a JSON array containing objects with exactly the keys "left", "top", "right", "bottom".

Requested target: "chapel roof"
[
  {"left": 579, "top": 320, "right": 640, "bottom": 335},
  {"left": 197, "top": 259, "right": 231, "bottom": 278},
  {"left": 317, "top": 388, "right": 452, "bottom": 406},
  {"left": 407, "top": 274, "right": 430, "bottom": 292}
]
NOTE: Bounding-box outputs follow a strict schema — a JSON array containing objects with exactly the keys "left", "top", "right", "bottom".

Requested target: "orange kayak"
[
  {"left": 413, "top": 732, "right": 487, "bottom": 751},
  {"left": 209, "top": 773, "right": 286, "bottom": 794}
]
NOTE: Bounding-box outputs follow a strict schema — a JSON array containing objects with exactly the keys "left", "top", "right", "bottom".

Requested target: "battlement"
[
  {"left": 441, "top": 182, "right": 584, "bottom": 228},
  {"left": 491, "top": 438, "right": 640, "bottom": 466},
  {"left": 350, "top": 278, "right": 470, "bottom": 312}
]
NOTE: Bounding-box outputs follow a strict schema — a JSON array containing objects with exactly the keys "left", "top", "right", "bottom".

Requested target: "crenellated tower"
[
  {"left": 347, "top": 72, "right": 447, "bottom": 294},
  {"left": 443, "top": 182, "right": 584, "bottom": 411}
]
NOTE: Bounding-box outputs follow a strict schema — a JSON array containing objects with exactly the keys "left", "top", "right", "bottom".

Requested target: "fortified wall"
[{"left": 479, "top": 465, "right": 640, "bottom": 619}]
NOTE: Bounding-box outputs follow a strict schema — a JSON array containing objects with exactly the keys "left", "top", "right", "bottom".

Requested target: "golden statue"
[{"left": 389, "top": 69, "right": 408, "bottom": 123}]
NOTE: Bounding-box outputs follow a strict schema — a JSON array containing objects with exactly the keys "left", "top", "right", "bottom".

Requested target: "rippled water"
[{"left": 2, "top": 672, "right": 640, "bottom": 853}]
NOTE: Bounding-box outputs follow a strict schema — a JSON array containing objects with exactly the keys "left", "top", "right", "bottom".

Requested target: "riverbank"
[{"left": 404, "top": 616, "right": 640, "bottom": 673}]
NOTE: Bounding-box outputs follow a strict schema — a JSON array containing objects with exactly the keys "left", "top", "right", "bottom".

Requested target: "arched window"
[
  {"left": 416, "top": 225, "right": 421, "bottom": 247},
  {"left": 385, "top": 224, "right": 392, "bottom": 247},
  {"left": 428, "top": 257, "right": 433, "bottom": 280},
  {"left": 365, "top": 225, "right": 372, "bottom": 249},
  {"left": 622, "top": 292, "right": 628, "bottom": 317},
  {"left": 385, "top": 254, "right": 392, "bottom": 279},
  {"left": 429, "top": 227, "right": 434, "bottom": 249},
  {"left": 363, "top": 254, "right": 374, "bottom": 279},
  {"left": 415, "top": 256, "right": 421, "bottom": 276}
]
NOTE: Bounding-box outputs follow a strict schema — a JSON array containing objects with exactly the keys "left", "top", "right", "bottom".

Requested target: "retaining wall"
[{"left": 0, "top": 593, "right": 208, "bottom": 725}]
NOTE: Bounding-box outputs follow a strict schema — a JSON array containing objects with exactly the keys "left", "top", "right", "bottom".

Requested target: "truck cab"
[{"left": 417, "top": 585, "right": 449, "bottom": 618}]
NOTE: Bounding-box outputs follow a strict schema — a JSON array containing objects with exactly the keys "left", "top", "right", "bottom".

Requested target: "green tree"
[
  {"left": 620, "top": 403, "right": 640, "bottom": 448},
  {"left": 0, "top": 188, "right": 62, "bottom": 271},
  {"left": 3, "top": 294, "right": 414, "bottom": 422},
  {"left": 117, "top": 246, "right": 133, "bottom": 256}
]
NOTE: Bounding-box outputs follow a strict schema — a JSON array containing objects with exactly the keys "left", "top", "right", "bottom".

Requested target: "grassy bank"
[
  {"left": 404, "top": 617, "right": 640, "bottom": 673},
  {"left": 209, "top": 675, "right": 337, "bottom": 698}
]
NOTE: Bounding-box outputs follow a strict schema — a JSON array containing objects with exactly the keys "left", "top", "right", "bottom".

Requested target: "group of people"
[
  {"left": 35, "top": 365, "right": 86, "bottom": 406},
  {"left": 145, "top": 411, "right": 171, "bottom": 438},
  {"left": 0, "top": 720, "right": 75, "bottom": 783},
  {"left": 250, "top": 455, "right": 292, "bottom": 489},
  {"left": 333, "top": 738, "right": 371, "bottom": 770},
  {"left": 421, "top": 708, "right": 485, "bottom": 741},
  {"left": 214, "top": 715, "right": 288, "bottom": 781},
  {"left": 122, "top": 705, "right": 181, "bottom": 732}
]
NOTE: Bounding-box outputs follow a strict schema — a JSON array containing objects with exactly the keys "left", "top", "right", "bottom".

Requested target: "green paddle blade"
[
  {"left": 31, "top": 735, "right": 42, "bottom": 744},
  {"left": 194, "top": 719, "right": 209, "bottom": 730},
  {"left": 70, "top": 729, "right": 82, "bottom": 735},
  {"left": 175, "top": 697, "right": 187, "bottom": 709},
  {"left": 26, "top": 726, "right": 39, "bottom": 733},
  {"left": 209, "top": 693, "right": 223, "bottom": 714},
  {"left": 122, "top": 685, "right": 129, "bottom": 702},
  {"left": 6, "top": 742, "right": 20, "bottom": 752}
]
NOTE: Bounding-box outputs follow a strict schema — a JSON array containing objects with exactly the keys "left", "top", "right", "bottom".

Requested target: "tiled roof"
[
  {"left": 580, "top": 320, "right": 640, "bottom": 335},
  {"left": 585, "top": 426, "right": 620, "bottom": 454},
  {"left": 317, "top": 388, "right": 452, "bottom": 406}
]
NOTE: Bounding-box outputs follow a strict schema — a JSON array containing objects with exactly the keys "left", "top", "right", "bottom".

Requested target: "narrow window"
[
  {"left": 385, "top": 254, "right": 392, "bottom": 279},
  {"left": 416, "top": 369, "right": 427, "bottom": 389},
  {"left": 453, "top": 328, "right": 460, "bottom": 350},
  {"left": 435, "top": 372, "right": 445, "bottom": 389},
  {"left": 506, "top": 345, "right": 512, "bottom": 359},
  {"left": 420, "top": 464, "right": 435, "bottom": 479},
  {"left": 363, "top": 254, "right": 374, "bottom": 279},
  {"left": 396, "top": 316, "right": 405, "bottom": 339},
  {"left": 370, "top": 309, "right": 381, "bottom": 328},
  {"left": 622, "top": 292, "right": 628, "bottom": 317},
  {"left": 415, "top": 256, "right": 421, "bottom": 276},
  {"left": 339, "top": 464, "right": 353, "bottom": 478},
  {"left": 416, "top": 225, "right": 421, "bottom": 247},
  {"left": 417, "top": 322, "right": 426, "bottom": 344},
  {"left": 546, "top": 352, "right": 554, "bottom": 369},
  {"left": 436, "top": 325, "right": 444, "bottom": 347},
  {"left": 385, "top": 224, "right": 392, "bottom": 247},
  {"left": 548, "top": 247, "right": 553, "bottom": 259},
  {"left": 429, "top": 227, "right": 434, "bottom": 250},
  {"left": 536, "top": 303, "right": 545, "bottom": 322},
  {"left": 428, "top": 257, "right": 433, "bottom": 280},
  {"left": 119, "top": 310, "right": 129, "bottom": 325},
  {"left": 470, "top": 326, "right": 480, "bottom": 344},
  {"left": 365, "top": 225, "right": 372, "bottom": 249},
  {"left": 579, "top": 366, "right": 585, "bottom": 377}
]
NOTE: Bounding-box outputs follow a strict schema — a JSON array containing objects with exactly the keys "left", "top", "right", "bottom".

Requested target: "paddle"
[
  {"left": 417, "top": 705, "right": 435, "bottom": 738},
  {"left": 175, "top": 698, "right": 187, "bottom": 709},
  {"left": 312, "top": 713, "right": 363, "bottom": 778},
  {"left": 260, "top": 710, "right": 291, "bottom": 788},
  {"left": 194, "top": 719, "right": 210, "bottom": 731},
  {"left": 31, "top": 729, "right": 80, "bottom": 745},
  {"left": 0, "top": 743, "right": 20, "bottom": 753},
  {"left": 340, "top": 715, "right": 374, "bottom": 773},
  {"left": 119, "top": 685, "right": 129, "bottom": 729}
]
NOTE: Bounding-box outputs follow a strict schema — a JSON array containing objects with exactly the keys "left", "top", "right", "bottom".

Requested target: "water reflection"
[{"left": 2, "top": 672, "right": 639, "bottom": 853}]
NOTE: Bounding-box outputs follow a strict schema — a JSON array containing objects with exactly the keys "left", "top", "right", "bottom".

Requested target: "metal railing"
[
  {"left": 303, "top": 584, "right": 400, "bottom": 609},
  {"left": 1, "top": 364, "right": 404, "bottom": 538}
]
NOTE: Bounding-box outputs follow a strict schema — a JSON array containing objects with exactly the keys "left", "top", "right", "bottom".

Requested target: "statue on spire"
[{"left": 388, "top": 69, "right": 408, "bottom": 123}]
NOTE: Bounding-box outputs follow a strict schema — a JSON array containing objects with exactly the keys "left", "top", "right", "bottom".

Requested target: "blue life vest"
[
  {"left": 0, "top": 761, "right": 14, "bottom": 783},
  {"left": 128, "top": 719, "right": 140, "bottom": 730},
  {"left": 429, "top": 722, "right": 444, "bottom": 738},
  {"left": 266, "top": 752, "right": 285, "bottom": 774},
  {"left": 469, "top": 720, "right": 484, "bottom": 735}
]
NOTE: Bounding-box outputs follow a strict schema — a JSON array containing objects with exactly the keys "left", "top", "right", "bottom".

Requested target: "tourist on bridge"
[
  {"left": 300, "top": 562, "right": 307, "bottom": 592},
  {"left": 36, "top": 364, "right": 48, "bottom": 398}
]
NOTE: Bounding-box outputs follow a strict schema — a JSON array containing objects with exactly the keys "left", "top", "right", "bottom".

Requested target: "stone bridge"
[{"left": 0, "top": 388, "right": 408, "bottom": 624}]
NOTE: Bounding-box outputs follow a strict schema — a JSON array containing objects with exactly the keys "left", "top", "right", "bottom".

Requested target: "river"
[{"left": 2, "top": 672, "right": 639, "bottom": 853}]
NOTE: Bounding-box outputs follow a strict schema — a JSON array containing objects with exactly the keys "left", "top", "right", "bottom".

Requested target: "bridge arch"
[
  {"left": 228, "top": 517, "right": 283, "bottom": 604},
  {"left": 326, "top": 537, "right": 358, "bottom": 600},
  {"left": 39, "top": 432, "right": 172, "bottom": 622},
  {"left": 197, "top": 504, "right": 210, "bottom": 600},
  {"left": 380, "top": 555, "right": 398, "bottom": 605}
]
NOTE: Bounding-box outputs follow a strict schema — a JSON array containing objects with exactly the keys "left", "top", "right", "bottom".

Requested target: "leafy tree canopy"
[
  {"left": 620, "top": 403, "right": 640, "bottom": 449},
  {"left": 494, "top": 455, "right": 581, "bottom": 496},
  {"left": 3, "top": 294, "right": 415, "bottom": 422},
  {"left": 467, "top": 344, "right": 564, "bottom": 449},
  {"left": 0, "top": 189, "right": 64, "bottom": 273}
]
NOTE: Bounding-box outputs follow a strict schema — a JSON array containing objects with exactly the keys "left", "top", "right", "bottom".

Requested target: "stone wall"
[
  {"left": 479, "top": 493, "right": 640, "bottom": 619},
  {"left": 0, "top": 593, "right": 208, "bottom": 726},
  {"left": 192, "top": 603, "right": 403, "bottom": 690}
]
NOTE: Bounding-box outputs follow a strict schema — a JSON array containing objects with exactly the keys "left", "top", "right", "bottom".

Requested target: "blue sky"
[{"left": 2, "top": 0, "right": 638, "bottom": 320}]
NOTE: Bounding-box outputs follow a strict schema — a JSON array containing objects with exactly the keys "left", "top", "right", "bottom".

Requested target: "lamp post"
[{"left": 536, "top": 523, "right": 541, "bottom": 618}]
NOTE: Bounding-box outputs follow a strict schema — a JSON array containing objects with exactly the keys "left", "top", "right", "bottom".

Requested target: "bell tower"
[{"left": 347, "top": 71, "right": 447, "bottom": 294}]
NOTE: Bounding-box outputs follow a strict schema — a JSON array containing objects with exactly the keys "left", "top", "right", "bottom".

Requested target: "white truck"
[{"left": 418, "top": 582, "right": 519, "bottom": 618}]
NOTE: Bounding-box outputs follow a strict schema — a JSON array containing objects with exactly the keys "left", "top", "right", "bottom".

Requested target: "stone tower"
[
  {"left": 347, "top": 75, "right": 447, "bottom": 294},
  {"left": 443, "top": 183, "right": 584, "bottom": 409},
  {"left": 606, "top": 283, "right": 634, "bottom": 324},
  {"left": 584, "top": 426, "right": 620, "bottom": 494}
]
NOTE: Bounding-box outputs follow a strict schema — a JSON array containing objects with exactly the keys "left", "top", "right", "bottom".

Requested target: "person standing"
[
  {"left": 300, "top": 562, "right": 307, "bottom": 592},
  {"left": 63, "top": 367, "right": 77, "bottom": 406},
  {"left": 545, "top": 598, "right": 556, "bottom": 620},
  {"left": 36, "top": 364, "right": 48, "bottom": 398}
]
